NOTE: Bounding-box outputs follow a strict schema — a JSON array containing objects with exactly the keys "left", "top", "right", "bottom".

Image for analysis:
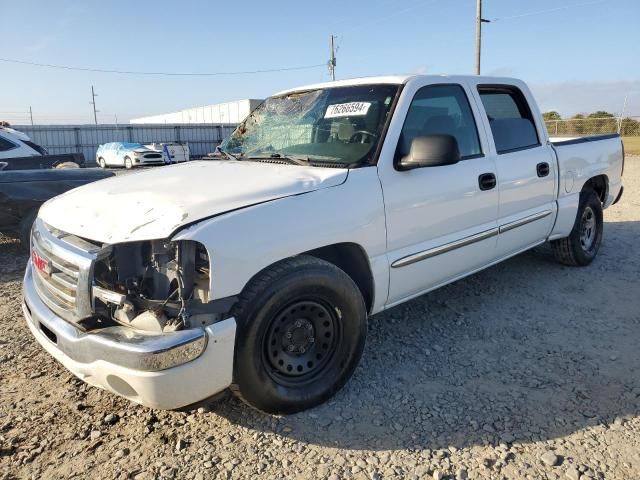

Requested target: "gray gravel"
[{"left": 2, "top": 159, "right": 640, "bottom": 480}]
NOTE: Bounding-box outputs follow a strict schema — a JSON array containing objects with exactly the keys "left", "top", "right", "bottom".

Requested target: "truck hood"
[{"left": 39, "top": 160, "right": 348, "bottom": 243}]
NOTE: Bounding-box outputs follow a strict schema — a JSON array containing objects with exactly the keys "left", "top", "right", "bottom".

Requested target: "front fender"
[{"left": 172, "top": 167, "right": 389, "bottom": 314}]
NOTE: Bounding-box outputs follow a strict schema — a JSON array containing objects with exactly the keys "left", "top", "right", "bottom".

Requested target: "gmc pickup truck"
[{"left": 22, "top": 75, "right": 624, "bottom": 414}]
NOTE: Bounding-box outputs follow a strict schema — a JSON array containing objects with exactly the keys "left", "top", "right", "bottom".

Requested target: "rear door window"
[{"left": 478, "top": 86, "right": 540, "bottom": 154}]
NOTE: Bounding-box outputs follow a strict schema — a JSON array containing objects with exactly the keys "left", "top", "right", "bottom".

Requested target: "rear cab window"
[
  {"left": 396, "top": 84, "right": 483, "bottom": 163},
  {"left": 478, "top": 85, "right": 540, "bottom": 154}
]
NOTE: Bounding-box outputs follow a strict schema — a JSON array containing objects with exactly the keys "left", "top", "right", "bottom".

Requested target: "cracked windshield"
[{"left": 221, "top": 84, "right": 399, "bottom": 166}]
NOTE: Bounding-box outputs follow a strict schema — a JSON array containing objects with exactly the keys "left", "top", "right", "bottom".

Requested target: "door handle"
[
  {"left": 537, "top": 162, "right": 550, "bottom": 177},
  {"left": 478, "top": 173, "right": 496, "bottom": 191}
]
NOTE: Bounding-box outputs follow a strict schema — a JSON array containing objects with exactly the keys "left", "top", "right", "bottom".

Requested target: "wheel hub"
[
  {"left": 284, "top": 319, "right": 315, "bottom": 354},
  {"left": 265, "top": 300, "right": 338, "bottom": 378},
  {"left": 580, "top": 206, "right": 596, "bottom": 250}
]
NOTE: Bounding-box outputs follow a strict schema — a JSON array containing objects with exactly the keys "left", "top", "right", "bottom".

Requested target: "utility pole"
[
  {"left": 328, "top": 34, "right": 337, "bottom": 81},
  {"left": 90, "top": 85, "right": 99, "bottom": 125},
  {"left": 29, "top": 106, "right": 34, "bottom": 126},
  {"left": 475, "top": 0, "right": 491, "bottom": 75},
  {"left": 618, "top": 95, "right": 628, "bottom": 134}
]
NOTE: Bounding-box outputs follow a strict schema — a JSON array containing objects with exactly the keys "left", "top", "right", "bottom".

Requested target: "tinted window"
[
  {"left": 397, "top": 84, "right": 482, "bottom": 160},
  {"left": 479, "top": 86, "right": 540, "bottom": 153},
  {"left": 23, "top": 140, "right": 48, "bottom": 155},
  {"left": 0, "top": 136, "right": 17, "bottom": 152}
]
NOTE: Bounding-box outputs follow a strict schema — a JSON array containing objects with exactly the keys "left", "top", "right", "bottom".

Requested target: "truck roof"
[{"left": 273, "top": 74, "right": 523, "bottom": 96}]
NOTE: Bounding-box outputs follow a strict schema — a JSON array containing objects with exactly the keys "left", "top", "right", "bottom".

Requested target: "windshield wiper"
[
  {"left": 217, "top": 148, "right": 239, "bottom": 161},
  {"left": 246, "top": 153, "right": 309, "bottom": 166}
]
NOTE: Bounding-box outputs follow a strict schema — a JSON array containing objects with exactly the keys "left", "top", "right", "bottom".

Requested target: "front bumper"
[
  {"left": 134, "top": 156, "right": 164, "bottom": 165},
  {"left": 23, "top": 263, "right": 236, "bottom": 409}
]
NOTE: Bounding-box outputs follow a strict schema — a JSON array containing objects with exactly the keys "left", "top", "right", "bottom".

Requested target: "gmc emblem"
[{"left": 32, "top": 250, "right": 51, "bottom": 276}]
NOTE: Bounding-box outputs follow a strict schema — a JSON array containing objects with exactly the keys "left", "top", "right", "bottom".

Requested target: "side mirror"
[{"left": 398, "top": 135, "right": 461, "bottom": 170}]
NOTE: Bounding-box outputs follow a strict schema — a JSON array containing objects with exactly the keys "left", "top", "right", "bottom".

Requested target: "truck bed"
[
  {"left": 1, "top": 153, "right": 87, "bottom": 171},
  {"left": 548, "top": 133, "right": 624, "bottom": 240}
]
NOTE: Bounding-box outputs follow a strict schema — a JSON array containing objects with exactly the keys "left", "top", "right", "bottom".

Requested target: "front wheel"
[
  {"left": 551, "top": 189, "right": 603, "bottom": 266},
  {"left": 232, "top": 255, "right": 367, "bottom": 414},
  {"left": 98, "top": 157, "right": 106, "bottom": 168},
  {"left": 18, "top": 209, "right": 38, "bottom": 252},
  {"left": 124, "top": 157, "right": 133, "bottom": 169}
]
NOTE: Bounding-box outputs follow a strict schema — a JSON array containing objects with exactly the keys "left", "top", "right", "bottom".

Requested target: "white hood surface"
[{"left": 39, "top": 160, "right": 348, "bottom": 243}]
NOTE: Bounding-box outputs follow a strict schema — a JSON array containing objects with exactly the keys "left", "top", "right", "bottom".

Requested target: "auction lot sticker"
[{"left": 325, "top": 102, "right": 371, "bottom": 118}]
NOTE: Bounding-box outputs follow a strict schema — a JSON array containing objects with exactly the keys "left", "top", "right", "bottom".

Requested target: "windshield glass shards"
[{"left": 220, "top": 84, "right": 399, "bottom": 167}]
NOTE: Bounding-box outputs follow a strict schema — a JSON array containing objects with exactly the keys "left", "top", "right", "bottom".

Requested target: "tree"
[
  {"left": 543, "top": 111, "right": 562, "bottom": 121},
  {"left": 587, "top": 111, "right": 617, "bottom": 133},
  {"left": 587, "top": 111, "right": 615, "bottom": 118}
]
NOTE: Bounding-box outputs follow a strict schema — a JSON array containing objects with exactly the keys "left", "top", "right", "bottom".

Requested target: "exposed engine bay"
[{"left": 92, "top": 240, "right": 219, "bottom": 332}]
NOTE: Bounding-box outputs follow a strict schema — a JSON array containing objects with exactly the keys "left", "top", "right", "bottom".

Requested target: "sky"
[{"left": 1, "top": 0, "right": 639, "bottom": 125}]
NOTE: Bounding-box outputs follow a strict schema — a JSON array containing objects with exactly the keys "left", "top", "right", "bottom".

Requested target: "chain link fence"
[{"left": 544, "top": 117, "right": 640, "bottom": 137}]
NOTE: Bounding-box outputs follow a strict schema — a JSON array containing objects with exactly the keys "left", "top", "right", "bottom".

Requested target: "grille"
[
  {"left": 30, "top": 219, "right": 107, "bottom": 323},
  {"left": 32, "top": 243, "right": 80, "bottom": 313},
  {"left": 143, "top": 153, "right": 162, "bottom": 159}
]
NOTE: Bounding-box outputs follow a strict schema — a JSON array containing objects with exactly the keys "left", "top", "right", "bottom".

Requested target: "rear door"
[
  {"left": 378, "top": 80, "right": 499, "bottom": 306},
  {"left": 470, "top": 82, "right": 557, "bottom": 258}
]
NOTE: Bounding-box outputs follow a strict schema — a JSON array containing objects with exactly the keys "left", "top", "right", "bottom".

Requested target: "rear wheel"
[
  {"left": 551, "top": 189, "right": 603, "bottom": 266},
  {"left": 124, "top": 157, "right": 133, "bottom": 169},
  {"left": 232, "top": 255, "right": 367, "bottom": 414}
]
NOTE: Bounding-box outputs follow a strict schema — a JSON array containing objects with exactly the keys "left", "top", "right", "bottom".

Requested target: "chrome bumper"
[{"left": 23, "top": 263, "right": 206, "bottom": 371}]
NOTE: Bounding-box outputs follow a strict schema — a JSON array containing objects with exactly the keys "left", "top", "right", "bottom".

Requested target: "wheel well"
[
  {"left": 304, "top": 243, "right": 375, "bottom": 313},
  {"left": 583, "top": 175, "right": 608, "bottom": 203}
]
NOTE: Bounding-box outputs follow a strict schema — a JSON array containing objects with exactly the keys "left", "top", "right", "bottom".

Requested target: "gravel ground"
[{"left": 1, "top": 159, "right": 639, "bottom": 480}]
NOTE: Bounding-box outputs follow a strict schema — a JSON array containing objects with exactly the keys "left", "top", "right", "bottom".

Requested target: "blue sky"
[{"left": 1, "top": 0, "right": 639, "bottom": 124}]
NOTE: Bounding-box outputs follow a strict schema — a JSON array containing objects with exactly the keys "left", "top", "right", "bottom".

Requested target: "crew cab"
[{"left": 22, "top": 75, "right": 624, "bottom": 414}]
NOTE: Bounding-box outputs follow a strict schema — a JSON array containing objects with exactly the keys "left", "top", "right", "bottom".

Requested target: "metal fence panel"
[{"left": 13, "top": 123, "right": 237, "bottom": 162}]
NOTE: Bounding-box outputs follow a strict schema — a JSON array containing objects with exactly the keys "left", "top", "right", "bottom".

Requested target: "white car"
[
  {"left": 0, "top": 126, "right": 48, "bottom": 159},
  {"left": 24, "top": 75, "right": 623, "bottom": 414},
  {"left": 96, "top": 142, "right": 164, "bottom": 168}
]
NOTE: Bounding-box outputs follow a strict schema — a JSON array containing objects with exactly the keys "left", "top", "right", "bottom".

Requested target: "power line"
[
  {"left": 489, "top": 0, "right": 615, "bottom": 22},
  {"left": 0, "top": 57, "right": 326, "bottom": 77}
]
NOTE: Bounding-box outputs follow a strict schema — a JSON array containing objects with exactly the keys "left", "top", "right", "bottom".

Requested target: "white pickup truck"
[{"left": 23, "top": 75, "right": 624, "bottom": 414}]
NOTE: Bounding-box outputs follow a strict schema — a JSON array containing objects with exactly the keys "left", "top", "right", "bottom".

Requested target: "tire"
[
  {"left": 551, "top": 189, "right": 603, "bottom": 266},
  {"left": 54, "top": 161, "right": 79, "bottom": 169},
  {"left": 98, "top": 157, "right": 106, "bottom": 168},
  {"left": 231, "top": 255, "right": 367, "bottom": 414},
  {"left": 124, "top": 157, "right": 133, "bottom": 169},
  {"left": 18, "top": 209, "right": 38, "bottom": 252}
]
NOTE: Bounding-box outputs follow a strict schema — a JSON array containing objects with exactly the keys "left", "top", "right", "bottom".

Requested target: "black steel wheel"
[
  {"left": 264, "top": 299, "right": 340, "bottom": 384},
  {"left": 232, "top": 255, "right": 367, "bottom": 414}
]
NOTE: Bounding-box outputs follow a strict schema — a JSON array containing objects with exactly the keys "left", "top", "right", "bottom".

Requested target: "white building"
[{"left": 130, "top": 99, "right": 263, "bottom": 125}]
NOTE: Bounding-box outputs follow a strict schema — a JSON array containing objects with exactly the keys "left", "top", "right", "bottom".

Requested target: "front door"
[{"left": 378, "top": 81, "right": 500, "bottom": 307}]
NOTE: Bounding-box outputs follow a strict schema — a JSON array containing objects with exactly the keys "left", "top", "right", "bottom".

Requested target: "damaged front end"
[
  {"left": 92, "top": 239, "right": 227, "bottom": 333},
  {"left": 24, "top": 219, "right": 238, "bottom": 408}
]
